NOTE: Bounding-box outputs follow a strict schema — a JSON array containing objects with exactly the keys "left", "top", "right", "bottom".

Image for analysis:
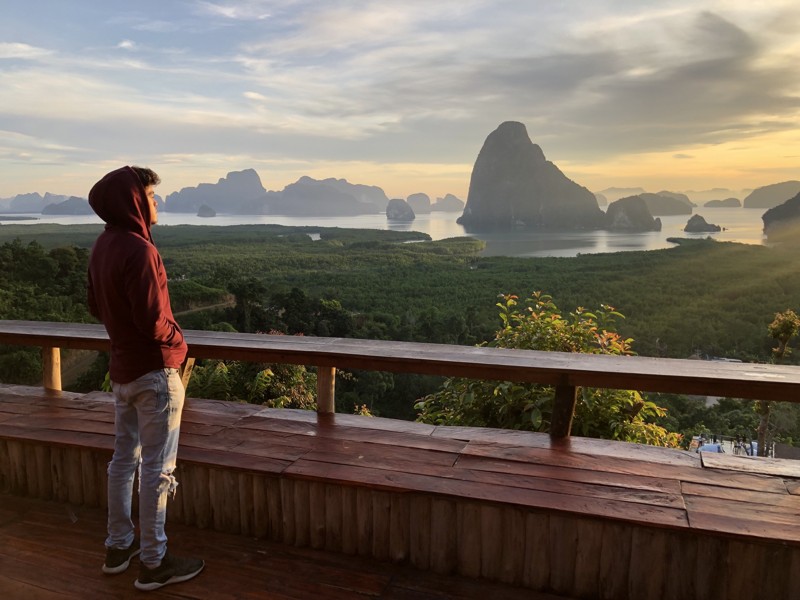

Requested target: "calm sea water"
[{"left": 1, "top": 207, "right": 767, "bottom": 258}]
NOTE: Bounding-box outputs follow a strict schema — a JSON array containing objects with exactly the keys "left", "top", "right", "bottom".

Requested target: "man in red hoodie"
[{"left": 88, "top": 166, "right": 204, "bottom": 591}]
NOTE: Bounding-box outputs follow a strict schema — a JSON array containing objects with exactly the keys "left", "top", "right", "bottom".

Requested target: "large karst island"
[
  {"left": 457, "top": 121, "right": 604, "bottom": 232},
  {"left": 456, "top": 121, "right": 677, "bottom": 233}
]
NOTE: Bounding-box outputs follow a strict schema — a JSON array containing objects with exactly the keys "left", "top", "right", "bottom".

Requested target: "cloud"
[
  {"left": 0, "top": 42, "right": 52, "bottom": 60},
  {"left": 195, "top": 1, "right": 271, "bottom": 21},
  {"left": 117, "top": 40, "right": 136, "bottom": 50},
  {"left": 673, "top": 154, "right": 693, "bottom": 159}
]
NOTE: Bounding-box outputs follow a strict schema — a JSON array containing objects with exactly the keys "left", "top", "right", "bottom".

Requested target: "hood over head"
[{"left": 88, "top": 166, "right": 152, "bottom": 241}]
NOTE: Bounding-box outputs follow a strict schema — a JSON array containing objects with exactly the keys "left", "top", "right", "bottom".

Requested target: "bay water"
[{"left": 1, "top": 207, "right": 767, "bottom": 258}]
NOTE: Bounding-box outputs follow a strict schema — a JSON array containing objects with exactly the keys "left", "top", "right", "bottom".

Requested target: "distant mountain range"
[
  {"left": 0, "top": 171, "right": 465, "bottom": 219},
  {"left": 0, "top": 141, "right": 796, "bottom": 226}
]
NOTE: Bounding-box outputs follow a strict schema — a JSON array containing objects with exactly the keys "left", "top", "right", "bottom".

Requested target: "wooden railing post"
[
  {"left": 550, "top": 378, "right": 578, "bottom": 439},
  {"left": 316, "top": 366, "right": 336, "bottom": 414},
  {"left": 42, "top": 346, "right": 62, "bottom": 392}
]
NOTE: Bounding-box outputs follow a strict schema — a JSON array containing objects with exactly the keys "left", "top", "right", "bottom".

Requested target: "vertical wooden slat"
[
  {"left": 293, "top": 479, "right": 310, "bottom": 547},
  {"left": 308, "top": 481, "right": 326, "bottom": 549},
  {"left": 0, "top": 440, "right": 9, "bottom": 492},
  {"left": 726, "top": 540, "right": 761, "bottom": 600},
  {"left": 549, "top": 514, "right": 578, "bottom": 596},
  {"left": 550, "top": 380, "right": 577, "bottom": 438},
  {"left": 371, "top": 490, "right": 391, "bottom": 561},
  {"left": 599, "top": 521, "right": 632, "bottom": 600},
  {"left": 42, "top": 347, "right": 62, "bottom": 392},
  {"left": 192, "top": 466, "right": 211, "bottom": 529},
  {"left": 35, "top": 445, "right": 52, "bottom": 501},
  {"left": 629, "top": 528, "right": 666, "bottom": 600},
  {"left": 266, "top": 477, "right": 283, "bottom": 542},
  {"left": 457, "top": 502, "right": 481, "bottom": 577},
  {"left": 7, "top": 440, "right": 26, "bottom": 495},
  {"left": 389, "top": 493, "right": 409, "bottom": 562},
  {"left": 178, "top": 462, "right": 195, "bottom": 525},
  {"left": 66, "top": 448, "right": 84, "bottom": 505},
  {"left": 340, "top": 486, "right": 358, "bottom": 555},
  {"left": 325, "top": 483, "right": 343, "bottom": 553},
  {"left": 499, "top": 507, "right": 525, "bottom": 586},
  {"left": 664, "top": 530, "right": 696, "bottom": 600},
  {"left": 25, "top": 442, "right": 40, "bottom": 498},
  {"left": 252, "top": 475, "right": 269, "bottom": 538},
  {"left": 479, "top": 504, "right": 503, "bottom": 580},
  {"left": 238, "top": 472, "right": 254, "bottom": 536},
  {"left": 695, "top": 535, "right": 727, "bottom": 599},
  {"left": 573, "top": 518, "right": 603, "bottom": 599},
  {"left": 429, "top": 497, "right": 457, "bottom": 575},
  {"left": 523, "top": 512, "right": 550, "bottom": 590},
  {"left": 356, "top": 487, "right": 373, "bottom": 556},
  {"left": 316, "top": 366, "right": 336, "bottom": 414},
  {"left": 409, "top": 495, "right": 431, "bottom": 570},
  {"left": 280, "top": 479, "right": 296, "bottom": 545},
  {"left": 80, "top": 449, "right": 98, "bottom": 507}
]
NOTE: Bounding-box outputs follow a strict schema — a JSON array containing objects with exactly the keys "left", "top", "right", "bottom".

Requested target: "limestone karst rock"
[
  {"left": 42, "top": 196, "right": 94, "bottom": 215},
  {"left": 639, "top": 192, "right": 693, "bottom": 216},
  {"left": 458, "top": 121, "right": 603, "bottom": 232},
  {"left": 407, "top": 193, "right": 431, "bottom": 214},
  {"left": 604, "top": 196, "right": 662, "bottom": 232},
  {"left": 743, "top": 181, "right": 800, "bottom": 209},
  {"left": 684, "top": 214, "right": 721, "bottom": 233},
  {"left": 762, "top": 192, "right": 800, "bottom": 242},
  {"left": 386, "top": 198, "right": 415, "bottom": 221},
  {"left": 164, "top": 169, "right": 267, "bottom": 213},
  {"left": 432, "top": 194, "right": 465, "bottom": 211},
  {"left": 704, "top": 198, "right": 741, "bottom": 208},
  {"left": 196, "top": 204, "right": 216, "bottom": 218}
]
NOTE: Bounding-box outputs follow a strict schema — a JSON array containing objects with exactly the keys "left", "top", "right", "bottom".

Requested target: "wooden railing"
[{"left": 2, "top": 319, "right": 800, "bottom": 438}]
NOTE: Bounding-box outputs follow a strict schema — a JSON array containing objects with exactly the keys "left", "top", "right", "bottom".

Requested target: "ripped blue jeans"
[{"left": 106, "top": 368, "right": 184, "bottom": 568}]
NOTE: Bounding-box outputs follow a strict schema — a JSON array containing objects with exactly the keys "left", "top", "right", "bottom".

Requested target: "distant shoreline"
[{"left": 0, "top": 215, "right": 38, "bottom": 221}]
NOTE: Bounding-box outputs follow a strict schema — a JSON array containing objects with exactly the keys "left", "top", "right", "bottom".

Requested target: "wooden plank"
[
  {"left": 685, "top": 495, "right": 800, "bottom": 542},
  {"left": 457, "top": 453, "right": 682, "bottom": 494},
  {"left": 285, "top": 458, "right": 689, "bottom": 529},
  {"left": 324, "top": 483, "right": 343, "bottom": 554},
  {"left": 462, "top": 441, "right": 788, "bottom": 493},
  {"left": 682, "top": 481, "right": 800, "bottom": 511},
  {"left": 701, "top": 452, "right": 800, "bottom": 478}
]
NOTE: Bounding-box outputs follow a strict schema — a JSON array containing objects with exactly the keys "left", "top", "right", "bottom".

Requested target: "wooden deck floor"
[
  {"left": 2, "top": 383, "right": 800, "bottom": 598},
  {"left": 0, "top": 492, "right": 556, "bottom": 599}
]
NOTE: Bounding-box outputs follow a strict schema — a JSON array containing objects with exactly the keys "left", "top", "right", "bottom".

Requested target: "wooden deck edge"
[{"left": 1, "top": 437, "right": 798, "bottom": 599}]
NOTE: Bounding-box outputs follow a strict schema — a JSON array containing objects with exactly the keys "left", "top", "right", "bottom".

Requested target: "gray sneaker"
[
  {"left": 134, "top": 552, "right": 204, "bottom": 591},
  {"left": 102, "top": 539, "right": 141, "bottom": 574}
]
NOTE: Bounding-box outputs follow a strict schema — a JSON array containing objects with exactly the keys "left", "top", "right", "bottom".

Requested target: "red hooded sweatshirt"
[{"left": 87, "top": 166, "right": 187, "bottom": 383}]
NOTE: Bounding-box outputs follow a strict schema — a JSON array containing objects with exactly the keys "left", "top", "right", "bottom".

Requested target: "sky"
[{"left": 1, "top": 0, "right": 799, "bottom": 201}]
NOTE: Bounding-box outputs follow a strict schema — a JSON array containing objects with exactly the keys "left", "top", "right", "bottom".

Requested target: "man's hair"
[{"left": 131, "top": 166, "right": 161, "bottom": 187}]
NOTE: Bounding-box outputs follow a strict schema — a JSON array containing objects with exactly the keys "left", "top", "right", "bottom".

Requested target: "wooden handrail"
[{"left": 2, "top": 320, "right": 800, "bottom": 438}]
